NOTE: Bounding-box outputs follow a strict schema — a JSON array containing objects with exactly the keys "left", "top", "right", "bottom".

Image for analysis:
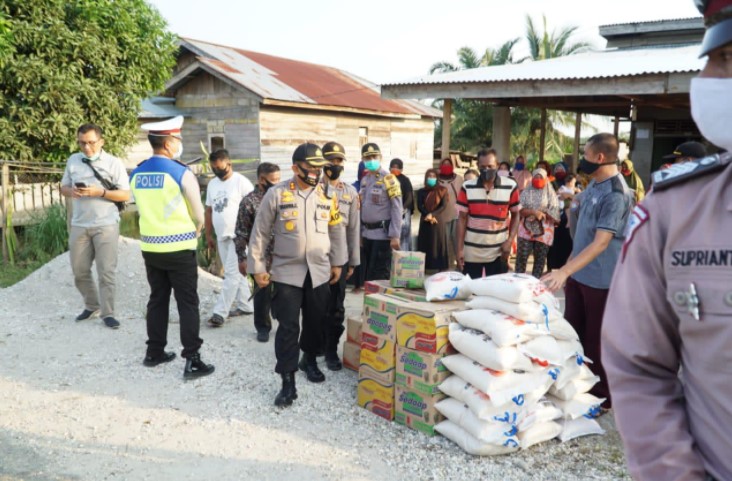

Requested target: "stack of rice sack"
[{"left": 434, "top": 273, "right": 605, "bottom": 456}]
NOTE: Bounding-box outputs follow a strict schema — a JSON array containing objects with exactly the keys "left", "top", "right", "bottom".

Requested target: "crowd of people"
[{"left": 55, "top": 1, "right": 732, "bottom": 476}]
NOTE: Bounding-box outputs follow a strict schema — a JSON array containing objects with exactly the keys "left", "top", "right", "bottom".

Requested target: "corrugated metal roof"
[
  {"left": 139, "top": 96, "right": 184, "bottom": 118},
  {"left": 180, "top": 38, "right": 440, "bottom": 118},
  {"left": 384, "top": 44, "right": 704, "bottom": 87},
  {"left": 599, "top": 17, "right": 702, "bottom": 28}
]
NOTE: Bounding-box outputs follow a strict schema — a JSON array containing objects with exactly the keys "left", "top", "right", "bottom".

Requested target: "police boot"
[
  {"left": 183, "top": 353, "right": 215, "bottom": 380},
  {"left": 325, "top": 351, "right": 342, "bottom": 371},
  {"left": 298, "top": 352, "right": 325, "bottom": 383},
  {"left": 274, "top": 372, "right": 298, "bottom": 407}
]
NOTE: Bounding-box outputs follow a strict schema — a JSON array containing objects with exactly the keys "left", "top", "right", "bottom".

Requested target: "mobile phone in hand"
[{"left": 75, "top": 182, "right": 87, "bottom": 188}]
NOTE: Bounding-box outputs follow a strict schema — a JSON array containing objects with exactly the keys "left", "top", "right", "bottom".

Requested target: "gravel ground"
[{"left": 0, "top": 237, "right": 630, "bottom": 481}]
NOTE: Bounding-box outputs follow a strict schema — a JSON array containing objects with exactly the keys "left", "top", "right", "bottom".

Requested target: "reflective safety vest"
[{"left": 130, "top": 156, "right": 197, "bottom": 253}]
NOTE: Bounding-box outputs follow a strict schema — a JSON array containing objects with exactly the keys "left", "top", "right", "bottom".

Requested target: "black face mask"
[
  {"left": 479, "top": 167, "right": 497, "bottom": 184},
  {"left": 579, "top": 157, "right": 616, "bottom": 175},
  {"left": 323, "top": 164, "right": 344, "bottom": 180},
  {"left": 297, "top": 164, "right": 321, "bottom": 187},
  {"left": 212, "top": 167, "right": 229, "bottom": 179},
  {"left": 261, "top": 179, "right": 275, "bottom": 192}
]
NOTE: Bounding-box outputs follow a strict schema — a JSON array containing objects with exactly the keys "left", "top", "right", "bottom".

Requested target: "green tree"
[
  {"left": 0, "top": 0, "right": 177, "bottom": 162},
  {"left": 525, "top": 13, "right": 592, "bottom": 60}
]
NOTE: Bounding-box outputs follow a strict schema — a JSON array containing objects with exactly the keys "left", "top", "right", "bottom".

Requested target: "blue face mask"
[
  {"left": 514, "top": 162, "right": 525, "bottom": 171},
  {"left": 426, "top": 178, "right": 437, "bottom": 187},
  {"left": 364, "top": 159, "right": 380, "bottom": 171}
]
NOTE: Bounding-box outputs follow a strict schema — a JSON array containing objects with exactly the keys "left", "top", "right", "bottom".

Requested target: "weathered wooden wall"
[{"left": 259, "top": 107, "right": 434, "bottom": 186}]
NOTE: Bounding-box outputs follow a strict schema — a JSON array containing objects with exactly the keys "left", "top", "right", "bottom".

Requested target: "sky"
[{"left": 148, "top": 0, "right": 701, "bottom": 86}]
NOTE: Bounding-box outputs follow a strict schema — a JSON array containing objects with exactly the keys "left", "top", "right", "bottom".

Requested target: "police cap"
[
  {"left": 696, "top": 0, "right": 732, "bottom": 56},
  {"left": 361, "top": 143, "right": 381, "bottom": 158},
  {"left": 292, "top": 143, "right": 327, "bottom": 167},
  {"left": 663, "top": 141, "right": 708, "bottom": 160},
  {"left": 322, "top": 141, "right": 346, "bottom": 161}
]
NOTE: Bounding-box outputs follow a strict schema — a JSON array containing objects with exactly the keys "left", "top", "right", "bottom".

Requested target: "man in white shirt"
[{"left": 205, "top": 149, "right": 255, "bottom": 326}]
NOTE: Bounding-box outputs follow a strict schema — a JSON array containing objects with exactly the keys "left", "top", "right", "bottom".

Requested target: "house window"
[
  {"left": 359, "top": 127, "right": 368, "bottom": 148},
  {"left": 210, "top": 135, "right": 225, "bottom": 153}
]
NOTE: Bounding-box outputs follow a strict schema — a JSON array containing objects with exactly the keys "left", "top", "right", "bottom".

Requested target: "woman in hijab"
[
  {"left": 498, "top": 161, "right": 512, "bottom": 178},
  {"left": 417, "top": 168, "right": 449, "bottom": 272},
  {"left": 551, "top": 162, "right": 569, "bottom": 189},
  {"left": 516, "top": 168, "right": 561, "bottom": 278},
  {"left": 513, "top": 155, "right": 532, "bottom": 192},
  {"left": 547, "top": 163, "right": 576, "bottom": 272},
  {"left": 620, "top": 159, "right": 645, "bottom": 202}
]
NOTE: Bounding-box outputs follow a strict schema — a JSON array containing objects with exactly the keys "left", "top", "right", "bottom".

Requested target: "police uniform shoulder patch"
[
  {"left": 652, "top": 154, "right": 731, "bottom": 191},
  {"left": 383, "top": 173, "right": 402, "bottom": 199},
  {"left": 621, "top": 203, "right": 650, "bottom": 262}
]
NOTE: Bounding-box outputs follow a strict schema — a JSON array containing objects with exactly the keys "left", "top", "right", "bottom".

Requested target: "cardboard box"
[
  {"left": 364, "top": 280, "right": 428, "bottom": 303},
  {"left": 357, "top": 374, "right": 395, "bottom": 421},
  {"left": 395, "top": 300, "right": 464, "bottom": 354},
  {"left": 346, "top": 317, "right": 362, "bottom": 343},
  {"left": 394, "top": 385, "right": 446, "bottom": 436},
  {"left": 343, "top": 340, "right": 360, "bottom": 372},
  {"left": 359, "top": 333, "right": 396, "bottom": 384},
  {"left": 395, "top": 346, "right": 450, "bottom": 396},
  {"left": 361, "top": 293, "right": 401, "bottom": 343},
  {"left": 390, "top": 250, "right": 426, "bottom": 289}
]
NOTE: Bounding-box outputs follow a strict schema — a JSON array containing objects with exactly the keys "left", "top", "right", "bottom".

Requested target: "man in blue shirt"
[{"left": 542, "top": 133, "right": 633, "bottom": 408}]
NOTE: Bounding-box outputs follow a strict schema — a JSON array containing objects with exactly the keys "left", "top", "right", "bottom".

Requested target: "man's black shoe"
[
  {"left": 325, "top": 352, "right": 342, "bottom": 371},
  {"left": 143, "top": 351, "right": 176, "bottom": 367},
  {"left": 298, "top": 353, "right": 325, "bottom": 383},
  {"left": 75, "top": 309, "right": 99, "bottom": 321},
  {"left": 183, "top": 353, "right": 215, "bottom": 379},
  {"left": 256, "top": 330, "right": 270, "bottom": 343},
  {"left": 103, "top": 317, "right": 120, "bottom": 329},
  {"left": 274, "top": 372, "right": 297, "bottom": 407}
]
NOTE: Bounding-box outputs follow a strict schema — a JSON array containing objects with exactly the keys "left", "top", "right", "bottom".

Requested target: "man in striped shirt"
[{"left": 456, "top": 148, "right": 520, "bottom": 279}]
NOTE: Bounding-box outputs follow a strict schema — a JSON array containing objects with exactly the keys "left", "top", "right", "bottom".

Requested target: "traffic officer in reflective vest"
[
  {"left": 130, "top": 115, "right": 215, "bottom": 380},
  {"left": 248, "top": 143, "right": 347, "bottom": 407},
  {"left": 359, "top": 143, "right": 402, "bottom": 280},
  {"left": 321, "top": 141, "right": 360, "bottom": 371},
  {"left": 603, "top": 1, "right": 732, "bottom": 479}
]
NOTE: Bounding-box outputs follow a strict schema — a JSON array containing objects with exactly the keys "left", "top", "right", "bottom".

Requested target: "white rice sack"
[
  {"left": 439, "top": 375, "right": 547, "bottom": 422},
  {"left": 517, "top": 400, "right": 563, "bottom": 431},
  {"left": 518, "top": 421, "right": 562, "bottom": 450},
  {"left": 524, "top": 317, "right": 580, "bottom": 342},
  {"left": 556, "top": 338, "right": 585, "bottom": 360},
  {"left": 441, "top": 354, "right": 551, "bottom": 405},
  {"left": 558, "top": 417, "right": 605, "bottom": 442},
  {"left": 424, "top": 271, "right": 472, "bottom": 301},
  {"left": 469, "top": 273, "right": 557, "bottom": 307},
  {"left": 452, "top": 309, "right": 533, "bottom": 347},
  {"left": 549, "top": 393, "right": 606, "bottom": 420},
  {"left": 448, "top": 323, "right": 521, "bottom": 371},
  {"left": 436, "top": 398, "right": 520, "bottom": 444},
  {"left": 548, "top": 376, "right": 600, "bottom": 401},
  {"left": 517, "top": 336, "right": 565, "bottom": 367},
  {"left": 436, "top": 420, "right": 519, "bottom": 456},
  {"left": 466, "top": 296, "right": 562, "bottom": 325},
  {"left": 555, "top": 355, "right": 595, "bottom": 390}
]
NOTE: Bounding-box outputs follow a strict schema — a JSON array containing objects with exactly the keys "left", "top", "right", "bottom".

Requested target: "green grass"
[
  {"left": 0, "top": 258, "right": 45, "bottom": 287},
  {"left": 119, "top": 210, "right": 140, "bottom": 239}
]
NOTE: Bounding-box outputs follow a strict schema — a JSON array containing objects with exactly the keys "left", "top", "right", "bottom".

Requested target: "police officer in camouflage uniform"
[
  {"left": 320, "top": 142, "right": 360, "bottom": 371},
  {"left": 359, "top": 143, "right": 402, "bottom": 280},
  {"left": 248, "top": 143, "right": 347, "bottom": 407}
]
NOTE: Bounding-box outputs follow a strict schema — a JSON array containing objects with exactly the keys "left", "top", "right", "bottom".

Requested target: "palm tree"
[{"left": 525, "top": 14, "right": 593, "bottom": 61}]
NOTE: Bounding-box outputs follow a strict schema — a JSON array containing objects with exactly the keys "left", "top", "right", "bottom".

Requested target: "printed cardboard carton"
[
  {"left": 394, "top": 385, "right": 445, "bottom": 436},
  {"left": 359, "top": 333, "right": 396, "bottom": 384},
  {"left": 346, "top": 317, "right": 362, "bottom": 343},
  {"left": 343, "top": 340, "right": 360, "bottom": 372},
  {"left": 364, "top": 280, "right": 428, "bottom": 303},
  {"left": 395, "top": 300, "right": 464, "bottom": 354},
  {"left": 390, "top": 250, "right": 426, "bottom": 289},
  {"left": 357, "top": 373, "right": 395, "bottom": 421},
  {"left": 395, "top": 346, "right": 450, "bottom": 396},
  {"left": 361, "top": 293, "right": 401, "bottom": 343}
]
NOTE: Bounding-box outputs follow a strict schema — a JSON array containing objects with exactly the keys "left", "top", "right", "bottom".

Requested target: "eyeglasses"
[{"left": 78, "top": 139, "right": 101, "bottom": 148}]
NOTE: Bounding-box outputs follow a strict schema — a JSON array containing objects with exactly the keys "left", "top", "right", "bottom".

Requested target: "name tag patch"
[{"left": 135, "top": 174, "right": 164, "bottom": 189}]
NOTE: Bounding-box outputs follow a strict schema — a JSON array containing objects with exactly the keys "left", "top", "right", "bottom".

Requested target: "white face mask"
[
  {"left": 690, "top": 77, "right": 732, "bottom": 152},
  {"left": 174, "top": 141, "right": 184, "bottom": 159}
]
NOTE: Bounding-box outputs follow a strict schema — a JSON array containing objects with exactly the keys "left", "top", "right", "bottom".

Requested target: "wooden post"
[
  {"left": 538, "top": 108, "right": 547, "bottom": 163},
  {"left": 1, "top": 162, "right": 8, "bottom": 263},
  {"left": 573, "top": 112, "right": 582, "bottom": 173},
  {"left": 614, "top": 116, "right": 620, "bottom": 137},
  {"left": 492, "top": 106, "right": 511, "bottom": 163},
  {"left": 440, "top": 99, "right": 452, "bottom": 168}
]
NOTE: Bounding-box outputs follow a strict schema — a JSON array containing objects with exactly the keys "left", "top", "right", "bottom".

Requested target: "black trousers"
[
  {"left": 463, "top": 258, "right": 508, "bottom": 279},
  {"left": 324, "top": 263, "right": 348, "bottom": 355},
  {"left": 363, "top": 238, "right": 392, "bottom": 281},
  {"left": 253, "top": 284, "right": 272, "bottom": 333},
  {"left": 272, "top": 272, "right": 330, "bottom": 374},
  {"left": 142, "top": 250, "right": 203, "bottom": 359}
]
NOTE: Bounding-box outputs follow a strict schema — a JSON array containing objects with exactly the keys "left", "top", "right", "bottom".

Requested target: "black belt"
[{"left": 363, "top": 219, "right": 390, "bottom": 230}]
